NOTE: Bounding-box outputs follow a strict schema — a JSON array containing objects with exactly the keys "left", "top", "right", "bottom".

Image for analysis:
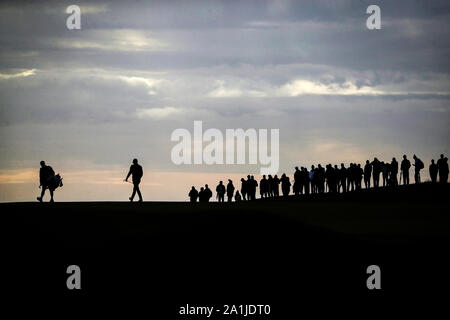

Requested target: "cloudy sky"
[{"left": 0, "top": 0, "right": 449, "bottom": 201}]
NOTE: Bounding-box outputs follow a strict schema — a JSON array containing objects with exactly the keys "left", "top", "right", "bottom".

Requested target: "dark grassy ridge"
[{"left": 1, "top": 183, "right": 449, "bottom": 315}]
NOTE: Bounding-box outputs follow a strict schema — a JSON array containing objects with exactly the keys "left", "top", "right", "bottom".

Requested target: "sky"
[{"left": 0, "top": 0, "right": 449, "bottom": 201}]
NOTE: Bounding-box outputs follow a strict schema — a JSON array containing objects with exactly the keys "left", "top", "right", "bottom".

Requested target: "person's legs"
[
  {"left": 130, "top": 187, "right": 136, "bottom": 201},
  {"left": 39, "top": 186, "right": 46, "bottom": 201},
  {"left": 49, "top": 189, "right": 54, "bottom": 202},
  {"left": 135, "top": 184, "right": 143, "bottom": 201}
]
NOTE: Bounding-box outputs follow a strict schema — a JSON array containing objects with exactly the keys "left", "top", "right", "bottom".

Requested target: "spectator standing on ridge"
[
  {"left": 226, "top": 179, "right": 235, "bottom": 202},
  {"left": 437, "top": 154, "right": 449, "bottom": 184},
  {"left": 363, "top": 160, "right": 372, "bottom": 189},
  {"left": 281, "top": 173, "right": 291, "bottom": 197},
  {"left": 240, "top": 178, "right": 247, "bottom": 200},
  {"left": 412, "top": 154, "right": 424, "bottom": 184},
  {"left": 400, "top": 155, "right": 411, "bottom": 185},
  {"left": 356, "top": 164, "right": 363, "bottom": 190},
  {"left": 293, "top": 167, "right": 302, "bottom": 196},
  {"left": 371, "top": 158, "right": 381, "bottom": 188},
  {"left": 339, "top": 163, "right": 347, "bottom": 193},
  {"left": 250, "top": 176, "right": 258, "bottom": 200},
  {"left": 204, "top": 184, "right": 213, "bottom": 202},
  {"left": 429, "top": 159, "right": 438, "bottom": 183},
  {"left": 390, "top": 158, "right": 398, "bottom": 186},
  {"left": 260, "top": 175, "right": 269, "bottom": 198},
  {"left": 272, "top": 174, "right": 281, "bottom": 197},
  {"left": 216, "top": 181, "right": 225, "bottom": 202},
  {"left": 198, "top": 187, "right": 206, "bottom": 202},
  {"left": 267, "top": 175, "right": 274, "bottom": 197},
  {"left": 188, "top": 186, "right": 199, "bottom": 202}
]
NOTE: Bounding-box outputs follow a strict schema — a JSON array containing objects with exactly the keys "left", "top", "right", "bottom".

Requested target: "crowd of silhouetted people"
[
  {"left": 188, "top": 154, "right": 449, "bottom": 202},
  {"left": 35, "top": 154, "right": 448, "bottom": 203}
]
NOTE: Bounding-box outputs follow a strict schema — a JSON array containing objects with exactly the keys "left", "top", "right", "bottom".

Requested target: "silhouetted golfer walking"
[
  {"left": 37, "top": 160, "right": 56, "bottom": 202},
  {"left": 125, "top": 158, "right": 143, "bottom": 202}
]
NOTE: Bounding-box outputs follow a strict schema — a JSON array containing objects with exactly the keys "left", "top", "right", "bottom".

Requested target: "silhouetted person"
[
  {"left": 267, "top": 175, "right": 274, "bottom": 197},
  {"left": 371, "top": 158, "right": 381, "bottom": 188},
  {"left": 317, "top": 164, "right": 325, "bottom": 193},
  {"left": 363, "top": 160, "right": 372, "bottom": 189},
  {"left": 347, "top": 163, "right": 355, "bottom": 192},
  {"left": 198, "top": 187, "right": 206, "bottom": 202},
  {"left": 260, "top": 175, "right": 269, "bottom": 198},
  {"left": 204, "top": 184, "right": 213, "bottom": 202},
  {"left": 310, "top": 165, "right": 316, "bottom": 194},
  {"left": 302, "top": 167, "right": 310, "bottom": 194},
  {"left": 325, "top": 164, "right": 336, "bottom": 193},
  {"left": 240, "top": 178, "right": 247, "bottom": 200},
  {"left": 226, "top": 179, "right": 235, "bottom": 202},
  {"left": 280, "top": 173, "right": 291, "bottom": 197},
  {"left": 234, "top": 190, "right": 242, "bottom": 202},
  {"left": 355, "top": 164, "right": 363, "bottom": 190},
  {"left": 293, "top": 167, "right": 301, "bottom": 196},
  {"left": 339, "top": 163, "right": 347, "bottom": 193},
  {"left": 125, "top": 158, "right": 143, "bottom": 202},
  {"left": 272, "top": 174, "right": 280, "bottom": 197},
  {"left": 37, "top": 160, "right": 56, "bottom": 202},
  {"left": 390, "top": 158, "right": 398, "bottom": 186},
  {"left": 441, "top": 157, "right": 449, "bottom": 183},
  {"left": 429, "top": 159, "right": 438, "bottom": 183},
  {"left": 412, "top": 154, "right": 424, "bottom": 184},
  {"left": 381, "top": 161, "right": 388, "bottom": 187},
  {"left": 249, "top": 176, "right": 258, "bottom": 200},
  {"left": 252, "top": 176, "right": 258, "bottom": 200},
  {"left": 437, "top": 154, "right": 448, "bottom": 184},
  {"left": 188, "top": 186, "right": 199, "bottom": 202},
  {"left": 246, "top": 175, "right": 252, "bottom": 199},
  {"left": 400, "top": 155, "right": 411, "bottom": 185},
  {"left": 216, "top": 181, "right": 225, "bottom": 202}
]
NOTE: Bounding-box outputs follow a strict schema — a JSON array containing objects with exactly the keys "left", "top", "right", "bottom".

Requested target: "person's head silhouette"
[
  {"left": 40, "top": 160, "right": 45, "bottom": 167},
  {"left": 403, "top": 155, "right": 407, "bottom": 160},
  {"left": 133, "top": 158, "right": 138, "bottom": 164}
]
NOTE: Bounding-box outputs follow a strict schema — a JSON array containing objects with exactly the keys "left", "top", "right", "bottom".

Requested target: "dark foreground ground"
[{"left": 1, "top": 183, "right": 449, "bottom": 316}]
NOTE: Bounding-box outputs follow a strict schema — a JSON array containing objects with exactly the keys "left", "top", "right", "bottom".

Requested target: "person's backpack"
[{"left": 417, "top": 159, "right": 424, "bottom": 170}]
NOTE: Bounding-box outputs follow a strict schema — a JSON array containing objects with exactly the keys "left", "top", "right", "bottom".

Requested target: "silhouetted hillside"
[{"left": 1, "top": 182, "right": 449, "bottom": 315}]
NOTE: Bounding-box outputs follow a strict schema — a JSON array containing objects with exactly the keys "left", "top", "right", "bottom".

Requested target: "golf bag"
[{"left": 47, "top": 174, "right": 63, "bottom": 191}]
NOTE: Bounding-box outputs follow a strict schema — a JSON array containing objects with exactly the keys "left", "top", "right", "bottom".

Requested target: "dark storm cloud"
[{"left": 0, "top": 0, "right": 449, "bottom": 178}]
